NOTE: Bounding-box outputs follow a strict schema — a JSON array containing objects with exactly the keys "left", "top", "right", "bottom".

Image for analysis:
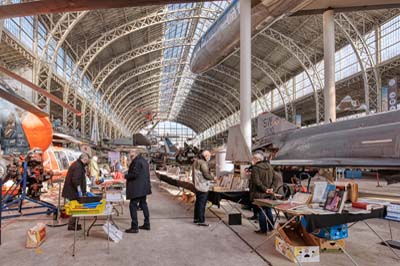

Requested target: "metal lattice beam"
[
  {"left": 335, "top": 13, "right": 380, "bottom": 113},
  {"left": 63, "top": 6, "right": 219, "bottom": 131},
  {"left": 93, "top": 37, "right": 193, "bottom": 94},
  {"left": 259, "top": 28, "right": 324, "bottom": 122},
  {"left": 121, "top": 86, "right": 230, "bottom": 131}
]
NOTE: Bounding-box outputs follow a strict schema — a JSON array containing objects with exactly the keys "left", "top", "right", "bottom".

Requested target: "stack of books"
[{"left": 386, "top": 203, "right": 400, "bottom": 221}]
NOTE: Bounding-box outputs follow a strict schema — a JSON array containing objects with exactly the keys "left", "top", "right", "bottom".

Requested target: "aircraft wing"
[
  {"left": 270, "top": 158, "right": 400, "bottom": 169},
  {"left": 0, "top": 81, "right": 48, "bottom": 117}
]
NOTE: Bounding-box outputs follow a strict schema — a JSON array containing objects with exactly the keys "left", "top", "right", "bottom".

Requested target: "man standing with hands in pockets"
[{"left": 125, "top": 149, "right": 151, "bottom": 233}]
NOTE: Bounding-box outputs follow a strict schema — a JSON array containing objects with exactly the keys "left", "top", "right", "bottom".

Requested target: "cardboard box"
[
  {"left": 26, "top": 223, "right": 46, "bottom": 248},
  {"left": 315, "top": 238, "right": 345, "bottom": 252},
  {"left": 275, "top": 223, "right": 320, "bottom": 263},
  {"left": 103, "top": 221, "right": 123, "bottom": 243}
]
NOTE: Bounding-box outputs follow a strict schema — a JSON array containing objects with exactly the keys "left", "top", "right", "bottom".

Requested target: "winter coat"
[
  {"left": 125, "top": 155, "right": 151, "bottom": 199},
  {"left": 62, "top": 159, "right": 87, "bottom": 200},
  {"left": 89, "top": 160, "right": 100, "bottom": 179},
  {"left": 193, "top": 158, "right": 213, "bottom": 181},
  {"left": 249, "top": 161, "right": 278, "bottom": 201}
]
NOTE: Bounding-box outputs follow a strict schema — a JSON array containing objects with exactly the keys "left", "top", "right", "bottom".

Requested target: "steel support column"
[
  {"left": 240, "top": 0, "right": 251, "bottom": 152},
  {"left": 323, "top": 9, "right": 336, "bottom": 123}
]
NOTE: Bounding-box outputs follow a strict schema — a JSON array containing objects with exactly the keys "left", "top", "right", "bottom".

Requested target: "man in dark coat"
[
  {"left": 125, "top": 149, "right": 151, "bottom": 233},
  {"left": 192, "top": 150, "right": 213, "bottom": 226},
  {"left": 250, "top": 152, "right": 278, "bottom": 234},
  {"left": 62, "top": 153, "right": 90, "bottom": 230}
]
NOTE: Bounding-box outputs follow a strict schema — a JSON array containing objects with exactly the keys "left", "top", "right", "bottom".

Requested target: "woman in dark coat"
[
  {"left": 62, "top": 153, "right": 90, "bottom": 230},
  {"left": 125, "top": 149, "right": 151, "bottom": 233}
]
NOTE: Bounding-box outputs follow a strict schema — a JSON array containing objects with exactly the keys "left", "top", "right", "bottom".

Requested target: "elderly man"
[
  {"left": 192, "top": 150, "right": 213, "bottom": 226},
  {"left": 62, "top": 153, "right": 90, "bottom": 231},
  {"left": 250, "top": 152, "right": 279, "bottom": 234},
  {"left": 125, "top": 149, "right": 151, "bottom": 233}
]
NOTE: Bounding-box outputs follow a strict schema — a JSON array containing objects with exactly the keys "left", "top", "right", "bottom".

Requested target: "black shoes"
[
  {"left": 197, "top": 222, "right": 209, "bottom": 227},
  {"left": 125, "top": 228, "right": 139, "bottom": 233},
  {"left": 139, "top": 224, "right": 150, "bottom": 230},
  {"left": 68, "top": 224, "right": 82, "bottom": 231},
  {"left": 254, "top": 229, "right": 267, "bottom": 234},
  {"left": 248, "top": 215, "right": 258, "bottom": 220}
]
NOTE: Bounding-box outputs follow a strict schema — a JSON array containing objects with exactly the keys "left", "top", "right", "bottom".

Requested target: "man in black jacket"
[
  {"left": 62, "top": 153, "right": 90, "bottom": 230},
  {"left": 125, "top": 149, "right": 151, "bottom": 233}
]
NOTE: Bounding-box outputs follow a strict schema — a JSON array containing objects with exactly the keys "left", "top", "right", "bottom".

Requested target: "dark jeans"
[
  {"left": 129, "top": 196, "right": 150, "bottom": 229},
  {"left": 259, "top": 207, "right": 274, "bottom": 232},
  {"left": 194, "top": 191, "right": 209, "bottom": 223},
  {"left": 68, "top": 216, "right": 77, "bottom": 228},
  {"left": 252, "top": 204, "right": 260, "bottom": 217}
]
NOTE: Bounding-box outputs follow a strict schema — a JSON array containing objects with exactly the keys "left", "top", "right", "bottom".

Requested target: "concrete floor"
[{"left": 0, "top": 177, "right": 399, "bottom": 266}]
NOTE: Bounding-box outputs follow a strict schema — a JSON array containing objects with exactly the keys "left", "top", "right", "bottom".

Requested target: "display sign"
[
  {"left": 388, "top": 78, "right": 398, "bottom": 111},
  {"left": 257, "top": 112, "right": 297, "bottom": 139}
]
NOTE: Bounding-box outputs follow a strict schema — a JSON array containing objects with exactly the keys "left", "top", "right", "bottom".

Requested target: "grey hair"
[
  {"left": 79, "top": 153, "right": 90, "bottom": 160},
  {"left": 202, "top": 150, "right": 211, "bottom": 157},
  {"left": 252, "top": 152, "right": 264, "bottom": 161}
]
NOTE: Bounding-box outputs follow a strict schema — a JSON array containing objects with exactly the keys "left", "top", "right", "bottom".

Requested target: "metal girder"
[
  {"left": 82, "top": 103, "right": 92, "bottom": 138},
  {"left": 127, "top": 96, "right": 214, "bottom": 132},
  {"left": 104, "top": 60, "right": 241, "bottom": 114},
  {"left": 110, "top": 72, "right": 239, "bottom": 111},
  {"left": 0, "top": 0, "right": 219, "bottom": 19},
  {"left": 37, "top": 11, "right": 87, "bottom": 108},
  {"left": 126, "top": 94, "right": 219, "bottom": 132},
  {"left": 118, "top": 83, "right": 235, "bottom": 126},
  {"left": 63, "top": 6, "right": 219, "bottom": 134},
  {"left": 248, "top": 54, "right": 294, "bottom": 121},
  {"left": 101, "top": 58, "right": 184, "bottom": 105},
  {"left": 335, "top": 13, "right": 379, "bottom": 113},
  {"left": 93, "top": 37, "right": 193, "bottom": 94},
  {"left": 259, "top": 28, "right": 324, "bottom": 123},
  {"left": 64, "top": 6, "right": 218, "bottom": 101},
  {"left": 112, "top": 72, "right": 239, "bottom": 120},
  {"left": 167, "top": 2, "right": 203, "bottom": 118},
  {"left": 122, "top": 88, "right": 227, "bottom": 132},
  {"left": 212, "top": 64, "right": 270, "bottom": 111}
]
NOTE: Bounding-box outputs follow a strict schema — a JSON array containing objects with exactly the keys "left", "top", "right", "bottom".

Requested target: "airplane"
[
  {"left": 253, "top": 111, "right": 400, "bottom": 184},
  {"left": 190, "top": 0, "right": 400, "bottom": 74}
]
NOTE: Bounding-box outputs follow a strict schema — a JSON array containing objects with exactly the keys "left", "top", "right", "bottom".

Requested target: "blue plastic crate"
[{"left": 313, "top": 224, "right": 348, "bottom": 240}]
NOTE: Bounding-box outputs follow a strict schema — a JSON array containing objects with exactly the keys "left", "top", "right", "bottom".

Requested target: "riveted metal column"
[
  {"left": 323, "top": 9, "right": 336, "bottom": 123},
  {"left": 240, "top": 0, "right": 252, "bottom": 151}
]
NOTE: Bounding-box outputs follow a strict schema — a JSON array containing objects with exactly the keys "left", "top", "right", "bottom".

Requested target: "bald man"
[{"left": 192, "top": 150, "right": 213, "bottom": 226}]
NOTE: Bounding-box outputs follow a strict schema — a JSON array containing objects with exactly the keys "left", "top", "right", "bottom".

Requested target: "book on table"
[{"left": 324, "top": 189, "right": 348, "bottom": 213}]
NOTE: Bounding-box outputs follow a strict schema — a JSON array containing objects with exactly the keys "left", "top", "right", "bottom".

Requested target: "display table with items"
[
  {"left": 65, "top": 198, "right": 120, "bottom": 256},
  {"left": 253, "top": 180, "right": 399, "bottom": 266}
]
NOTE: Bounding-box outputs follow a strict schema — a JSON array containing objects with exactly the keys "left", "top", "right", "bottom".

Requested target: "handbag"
[{"left": 192, "top": 165, "right": 211, "bottom": 192}]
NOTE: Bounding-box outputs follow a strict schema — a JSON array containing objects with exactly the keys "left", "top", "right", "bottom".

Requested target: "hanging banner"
[
  {"left": 295, "top": 114, "right": 302, "bottom": 127},
  {"left": 388, "top": 78, "right": 398, "bottom": 111},
  {"left": 381, "top": 86, "right": 388, "bottom": 112}
]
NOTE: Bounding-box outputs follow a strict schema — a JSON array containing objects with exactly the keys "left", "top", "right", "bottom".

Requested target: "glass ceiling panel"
[{"left": 157, "top": 1, "right": 231, "bottom": 121}]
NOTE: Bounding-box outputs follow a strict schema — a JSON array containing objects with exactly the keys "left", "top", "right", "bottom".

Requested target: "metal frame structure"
[{"left": 0, "top": 3, "right": 399, "bottom": 146}]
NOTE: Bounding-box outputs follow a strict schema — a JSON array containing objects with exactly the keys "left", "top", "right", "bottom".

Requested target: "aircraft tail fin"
[
  {"left": 164, "top": 137, "right": 177, "bottom": 153},
  {"left": 257, "top": 112, "right": 297, "bottom": 138}
]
